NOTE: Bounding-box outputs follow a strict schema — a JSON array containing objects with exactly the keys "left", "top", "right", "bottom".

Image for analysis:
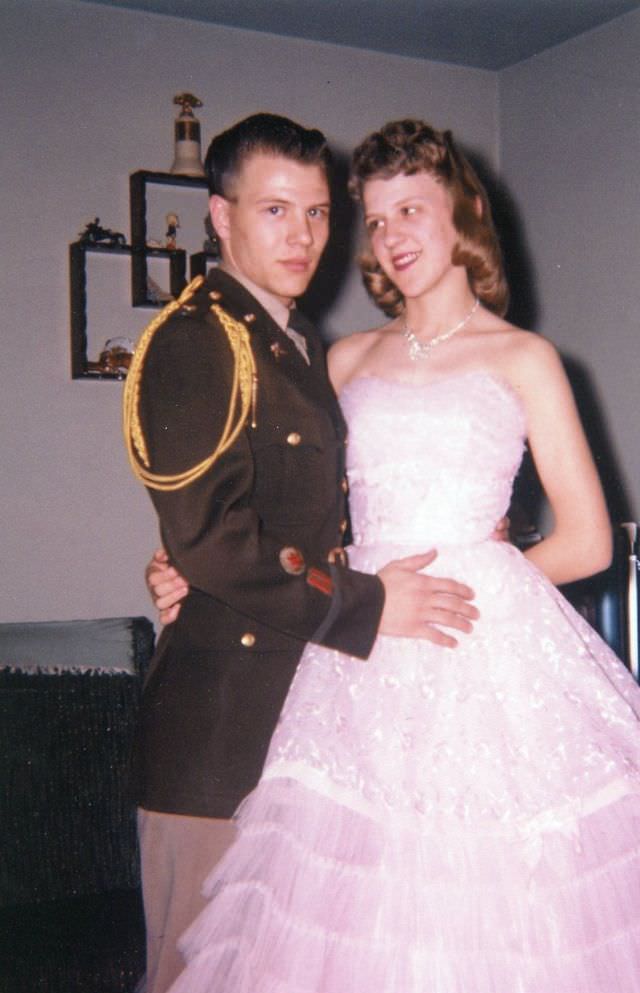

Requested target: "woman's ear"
[{"left": 474, "top": 194, "right": 483, "bottom": 218}]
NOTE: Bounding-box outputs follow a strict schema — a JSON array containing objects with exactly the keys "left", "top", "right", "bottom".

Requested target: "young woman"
[{"left": 167, "top": 120, "right": 640, "bottom": 992}]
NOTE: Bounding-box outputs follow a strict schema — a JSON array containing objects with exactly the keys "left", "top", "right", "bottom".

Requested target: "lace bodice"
[{"left": 340, "top": 372, "right": 526, "bottom": 547}]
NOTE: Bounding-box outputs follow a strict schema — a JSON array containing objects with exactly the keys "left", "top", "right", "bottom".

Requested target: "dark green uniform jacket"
[{"left": 134, "top": 268, "right": 384, "bottom": 817}]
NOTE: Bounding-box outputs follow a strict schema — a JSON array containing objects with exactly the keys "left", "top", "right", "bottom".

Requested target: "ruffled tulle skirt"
[
  {"left": 170, "top": 781, "right": 640, "bottom": 992},
  {"left": 170, "top": 542, "right": 640, "bottom": 992}
]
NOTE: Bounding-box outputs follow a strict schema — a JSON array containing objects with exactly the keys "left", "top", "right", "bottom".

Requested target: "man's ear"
[{"left": 209, "top": 195, "right": 231, "bottom": 243}]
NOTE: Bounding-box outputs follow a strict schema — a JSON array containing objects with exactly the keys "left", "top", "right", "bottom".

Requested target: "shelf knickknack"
[
  {"left": 69, "top": 170, "right": 218, "bottom": 380},
  {"left": 69, "top": 240, "right": 134, "bottom": 379},
  {"left": 129, "top": 170, "right": 213, "bottom": 307}
]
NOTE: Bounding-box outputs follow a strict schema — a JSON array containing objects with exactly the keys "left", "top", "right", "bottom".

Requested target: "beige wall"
[
  {"left": 0, "top": 0, "right": 497, "bottom": 622},
  {"left": 3, "top": 0, "right": 637, "bottom": 625}
]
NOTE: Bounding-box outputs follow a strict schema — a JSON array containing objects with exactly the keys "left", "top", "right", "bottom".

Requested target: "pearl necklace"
[{"left": 402, "top": 297, "right": 479, "bottom": 361}]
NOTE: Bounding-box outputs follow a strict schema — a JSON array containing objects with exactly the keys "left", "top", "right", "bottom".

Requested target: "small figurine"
[
  {"left": 170, "top": 92, "right": 205, "bottom": 177},
  {"left": 165, "top": 212, "right": 180, "bottom": 250},
  {"left": 78, "top": 217, "right": 126, "bottom": 248},
  {"left": 174, "top": 92, "right": 203, "bottom": 115},
  {"left": 87, "top": 337, "right": 134, "bottom": 378}
]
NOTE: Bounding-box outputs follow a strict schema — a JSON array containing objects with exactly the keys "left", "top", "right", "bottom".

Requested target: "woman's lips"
[{"left": 392, "top": 250, "right": 420, "bottom": 272}]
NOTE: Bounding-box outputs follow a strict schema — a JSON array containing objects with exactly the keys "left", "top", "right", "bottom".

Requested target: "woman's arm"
[{"left": 513, "top": 334, "right": 612, "bottom": 585}]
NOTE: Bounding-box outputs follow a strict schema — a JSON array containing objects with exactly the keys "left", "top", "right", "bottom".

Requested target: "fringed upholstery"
[{"left": 0, "top": 616, "right": 154, "bottom": 993}]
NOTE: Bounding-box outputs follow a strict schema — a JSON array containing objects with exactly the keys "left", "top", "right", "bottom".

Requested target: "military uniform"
[{"left": 130, "top": 268, "right": 384, "bottom": 819}]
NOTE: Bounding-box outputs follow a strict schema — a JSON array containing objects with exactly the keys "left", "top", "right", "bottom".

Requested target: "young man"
[{"left": 125, "top": 113, "right": 478, "bottom": 993}]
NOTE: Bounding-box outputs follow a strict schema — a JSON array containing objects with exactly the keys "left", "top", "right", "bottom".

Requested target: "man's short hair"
[{"left": 205, "top": 112, "right": 332, "bottom": 199}]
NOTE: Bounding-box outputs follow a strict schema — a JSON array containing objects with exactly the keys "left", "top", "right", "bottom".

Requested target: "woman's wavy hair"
[{"left": 348, "top": 119, "right": 509, "bottom": 318}]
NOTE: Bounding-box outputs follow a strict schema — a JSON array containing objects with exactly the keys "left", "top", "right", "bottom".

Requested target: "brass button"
[
  {"left": 341, "top": 477, "right": 348, "bottom": 493},
  {"left": 286, "top": 432, "right": 301, "bottom": 446},
  {"left": 240, "top": 632, "right": 256, "bottom": 648},
  {"left": 339, "top": 518, "right": 348, "bottom": 534},
  {"left": 209, "top": 290, "right": 222, "bottom": 301},
  {"left": 243, "top": 313, "right": 256, "bottom": 323}
]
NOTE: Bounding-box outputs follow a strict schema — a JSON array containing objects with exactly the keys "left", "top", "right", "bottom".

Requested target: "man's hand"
[
  {"left": 146, "top": 547, "right": 189, "bottom": 625},
  {"left": 378, "top": 550, "right": 478, "bottom": 648},
  {"left": 491, "top": 515, "right": 510, "bottom": 542}
]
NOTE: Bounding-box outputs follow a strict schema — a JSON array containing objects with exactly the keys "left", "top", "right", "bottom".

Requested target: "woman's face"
[{"left": 362, "top": 169, "right": 460, "bottom": 301}]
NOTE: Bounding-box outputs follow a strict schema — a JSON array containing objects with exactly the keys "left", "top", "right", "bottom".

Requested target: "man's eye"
[
  {"left": 267, "top": 206, "right": 283, "bottom": 215},
  {"left": 308, "top": 207, "right": 327, "bottom": 219}
]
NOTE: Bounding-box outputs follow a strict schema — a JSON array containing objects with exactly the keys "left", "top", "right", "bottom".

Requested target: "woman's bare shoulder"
[
  {"left": 498, "top": 327, "right": 562, "bottom": 378},
  {"left": 481, "top": 325, "right": 571, "bottom": 421},
  {"left": 328, "top": 326, "right": 388, "bottom": 392},
  {"left": 479, "top": 318, "right": 560, "bottom": 375}
]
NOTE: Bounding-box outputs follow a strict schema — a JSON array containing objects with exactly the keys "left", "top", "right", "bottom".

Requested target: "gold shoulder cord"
[{"left": 122, "top": 276, "right": 258, "bottom": 492}]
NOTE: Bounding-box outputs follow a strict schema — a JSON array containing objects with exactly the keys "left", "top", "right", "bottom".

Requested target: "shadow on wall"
[
  {"left": 471, "top": 149, "right": 539, "bottom": 331},
  {"left": 563, "top": 357, "right": 633, "bottom": 523},
  {"left": 472, "top": 148, "right": 633, "bottom": 529},
  {"left": 299, "top": 151, "right": 358, "bottom": 331},
  {"left": 476, "top": 151, "right": 635, "bottom": 665}
]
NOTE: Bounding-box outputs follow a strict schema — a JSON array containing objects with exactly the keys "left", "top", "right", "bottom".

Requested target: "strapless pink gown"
[{"left": 170, "top": 373, "right": 640, "bottom": 992}]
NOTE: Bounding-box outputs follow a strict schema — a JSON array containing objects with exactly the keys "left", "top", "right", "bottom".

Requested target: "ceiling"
[{"left": 86, "top": 0, "right": 640, "bottom": 69}]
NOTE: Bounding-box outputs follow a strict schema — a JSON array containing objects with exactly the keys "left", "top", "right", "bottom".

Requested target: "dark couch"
[{"left": 0, "top": 616, "right": 154, "bottom": 993}]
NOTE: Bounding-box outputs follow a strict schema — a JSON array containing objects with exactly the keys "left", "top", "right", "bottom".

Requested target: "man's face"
[{"left": 210, "top": 153, "right": 331, "bottom": 306}]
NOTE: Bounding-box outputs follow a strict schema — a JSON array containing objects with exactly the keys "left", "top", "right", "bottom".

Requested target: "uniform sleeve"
[{"left": 139, "top": 313, "right": 384, "bottom": 660}]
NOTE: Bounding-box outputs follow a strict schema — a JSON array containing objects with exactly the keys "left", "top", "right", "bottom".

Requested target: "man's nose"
[{"left": 288, "top": 215, "right": 313, "bottom": 245}]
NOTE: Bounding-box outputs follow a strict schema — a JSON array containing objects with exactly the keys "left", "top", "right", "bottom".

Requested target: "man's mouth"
[{"left": 281, "top": 258, "right": 312, "bottom": 272}]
